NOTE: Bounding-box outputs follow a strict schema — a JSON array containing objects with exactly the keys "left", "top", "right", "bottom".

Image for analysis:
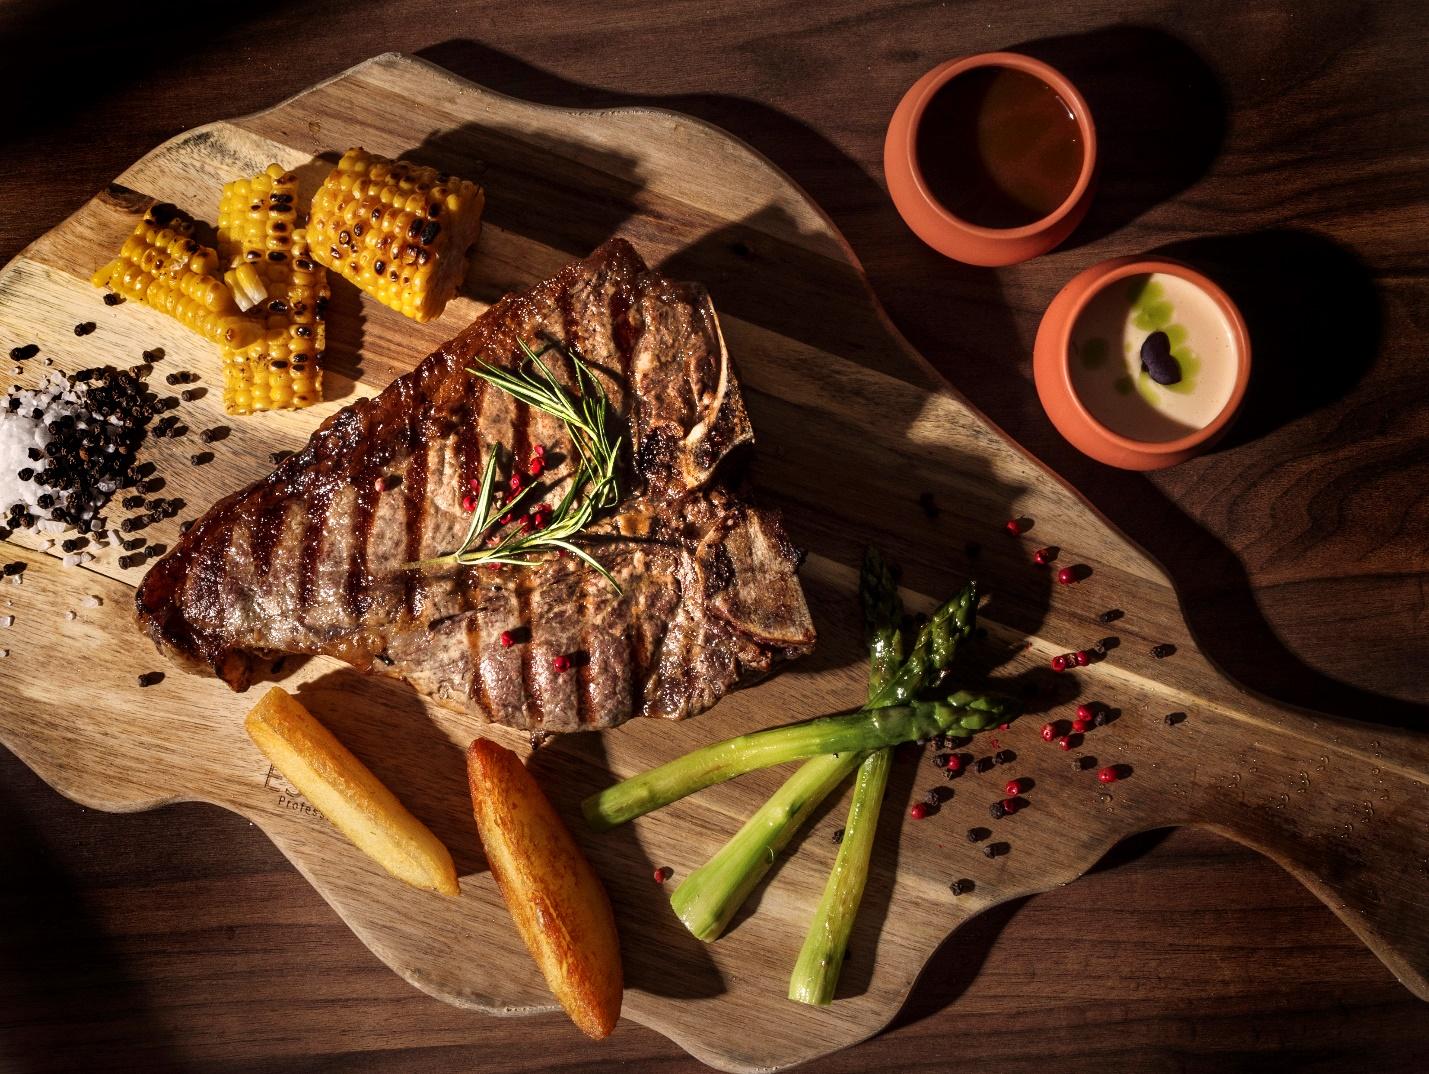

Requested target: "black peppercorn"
[
  {"left": 1150, "top": 643, "right": 1175, "bottom": 659},
  {"left": 137, "top": 671, "right": 164, "bottom": 687},
  {"left": 74, "top": 321, "right": 96, "bottom": 336},
  {"left": 831, "top": 827, "right": 845, "bottom": 844},
  {"left": 989, "top": 801, "right": 1006, "bottom": 820},
  {"left": 190, "top": 451, "right": 212, "bottom": 466}
]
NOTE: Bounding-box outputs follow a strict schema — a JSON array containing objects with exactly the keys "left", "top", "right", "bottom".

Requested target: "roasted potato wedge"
[
  {"left": 467, "top": 738, "right": 622, "bottom": 1039},
  {"left": 245, "top": 687, "right": 459, "bottom": 897}
]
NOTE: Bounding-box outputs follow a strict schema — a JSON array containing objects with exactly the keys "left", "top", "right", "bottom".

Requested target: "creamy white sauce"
[{"left": 1069, "top": 272, "right": 1237, "bottom": 443}]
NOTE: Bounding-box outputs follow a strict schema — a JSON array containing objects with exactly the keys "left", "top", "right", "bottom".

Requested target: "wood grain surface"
[{"left": 1, "top": 3, "right": 1426, "bottom": 1072}]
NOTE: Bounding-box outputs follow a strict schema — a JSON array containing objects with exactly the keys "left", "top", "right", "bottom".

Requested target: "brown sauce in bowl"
[{"left": 916, "top": 66, "right": 1083, "bottom": 229}]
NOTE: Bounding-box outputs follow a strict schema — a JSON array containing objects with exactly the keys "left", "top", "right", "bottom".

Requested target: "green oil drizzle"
[{"left": 1125, "top": 278, "right": 1198, "bottom": 400}]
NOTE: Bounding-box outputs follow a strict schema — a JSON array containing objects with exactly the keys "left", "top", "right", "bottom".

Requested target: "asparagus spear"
[
  {"left": 670, "top": 750, "right": 862, "bottom": 940},
  {"left": 788, "top": 747, "right": 891, "bottom": 1004},
  {"left": 581, "top": 691, "right": 1011, "bottom": 831},
  {"left": 789, "top": 579, "right": 980, "bottom": 1005},
  {"left": 670, "top": 550, "right": 903, "bottom": 941}
]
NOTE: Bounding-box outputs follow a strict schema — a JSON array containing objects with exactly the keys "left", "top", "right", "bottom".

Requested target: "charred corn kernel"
[
  {"left": 92, "top": 204, "right": 261, "bottom": 349},
  {"left": 309, "top": 147, "right": 484, "bottom": 323},
  {"left": 221, "top": 225, "right": 327, "bottom": 415}
]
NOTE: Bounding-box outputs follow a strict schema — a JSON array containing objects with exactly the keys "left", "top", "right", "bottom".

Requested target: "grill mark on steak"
[
  {"left": 401, "top": 397, "right": 428, "bottom": 619},
  {"left": 251, "top": 502, "right": 286, "bottom": 578},
  {"left": 609, "top": 279, "right": 639, "bottom": 469},
  {"left": 348, "top": 470, "right": 377, "bottom": 619},
  {"left": 134, "top": 239, "right": 815, "bottom": 732},
  {"left": 454, "top": 376, "right": 489, "bottom": 508},
  {"left": 576, "top": 567, "right": 592, "bottom": 728},
  {"left": 515, "top": 577, "right": 539, "bottom": 727}
]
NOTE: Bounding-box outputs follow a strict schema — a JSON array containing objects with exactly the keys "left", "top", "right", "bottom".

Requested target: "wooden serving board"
[{"left": 1, "top": 53, "right": 1426, "bottom": 1071}]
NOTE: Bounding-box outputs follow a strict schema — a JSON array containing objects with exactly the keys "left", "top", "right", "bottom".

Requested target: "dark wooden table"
[{"left": 3, "top": 1, "right": 1427, "bottom": 1071}]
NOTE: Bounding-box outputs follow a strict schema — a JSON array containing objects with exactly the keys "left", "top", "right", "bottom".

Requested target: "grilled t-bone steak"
[{"left": 135, "top": 238, "right": 815, "bottom": 732}]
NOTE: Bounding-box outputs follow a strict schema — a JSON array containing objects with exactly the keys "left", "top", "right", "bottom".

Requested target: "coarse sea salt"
[
  {"left": 0, "top": 614, "right": 12, "bottom": 627},
  {"left": 0, "top": 374, "right": 80, "bottom": 518}
]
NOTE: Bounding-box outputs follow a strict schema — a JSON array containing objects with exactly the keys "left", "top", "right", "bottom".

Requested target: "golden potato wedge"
[
  {"left": 245, "top": 687, "right": 459, "bottom": 897},
  {"left": 467, "top": 738, "right": 622, "bottom": 1039}
]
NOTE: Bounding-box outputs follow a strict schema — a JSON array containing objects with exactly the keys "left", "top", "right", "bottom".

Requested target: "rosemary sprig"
[{"left": 405, "top": 339, "right": 623, "bottom": 590}]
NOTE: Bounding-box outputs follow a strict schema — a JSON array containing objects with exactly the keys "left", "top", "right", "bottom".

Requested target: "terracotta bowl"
[
  {"left": 884, "top": 52, "right": 1098, "bottom": 267},
  {"left": 1033, "top": 256, "right": 1252, "bottom": 470}
]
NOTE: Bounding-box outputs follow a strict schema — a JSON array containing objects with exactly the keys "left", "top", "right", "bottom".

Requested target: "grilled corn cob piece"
[
  {"left": 221, "top": 226, "right": 328, "bottom": 415},
  {"left": 91, "top": 204, "right": 260, "bottom": 350},
  {"left": 215, "top": 164, "right": 329, "bottom": 414},
  {"left": 309, "top": 148, "right": 484, "bottom": 323},
  {"left": 217, "top": 163, "right": 300, "bottom": 311}
]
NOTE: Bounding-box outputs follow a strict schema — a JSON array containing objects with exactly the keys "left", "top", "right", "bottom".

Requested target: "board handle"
[{"left": 1183, "top": 701, "right": 1429, "bottom": 1001}]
